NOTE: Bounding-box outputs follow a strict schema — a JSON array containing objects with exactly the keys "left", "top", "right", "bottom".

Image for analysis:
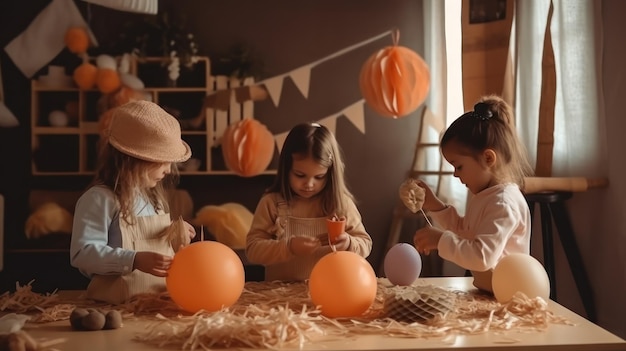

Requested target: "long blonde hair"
[
  {"left": 90, "top": 143, "right": 178, "bottom": 225},
  {"left": 268, "top": 123, "right": 354, "bottom": 216}
]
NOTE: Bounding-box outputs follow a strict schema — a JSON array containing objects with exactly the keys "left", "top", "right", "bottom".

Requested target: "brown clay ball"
[
  {"left": 81, "top": 310, "right": 106, "bottom": 331},
  {"left": 104, "top": 310, "right": 123, "bottom": 330},
  {"left": 69, "top": 308, "right": 90, "bottom": 330}
]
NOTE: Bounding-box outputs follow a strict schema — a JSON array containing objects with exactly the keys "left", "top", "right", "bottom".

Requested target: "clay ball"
[
  {"left": 69, "top": 308, "right": 90, "bottom": 330},
  {"left": 104, "top": 310, "right": 123, "bottom": 330},
  {"left": 81, "top": 310, "right": 106, "bottom": 331}
]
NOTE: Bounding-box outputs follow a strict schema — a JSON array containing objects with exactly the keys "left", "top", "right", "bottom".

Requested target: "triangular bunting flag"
[
  {"left": 274, "top": 131, "right": 289, "bottom": 154},
  {"left": 263, "top": 76, "right": 285, "bottom": 107},
  {"left": 289, "top": 65, "right": 312, "bottom": 99},
  {"left": 343, "top": 100, "right": 366, "bottom": 134},
  {"left": 4, "top": 0, "right": 97, "bottom": 78},
  {"left": 318, "top": 115, "right": 338, "bottom": 135}
]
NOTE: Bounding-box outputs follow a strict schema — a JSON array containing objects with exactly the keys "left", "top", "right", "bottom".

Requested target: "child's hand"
[
  {"left": 416, "top": 180, "right": 447, "bottom": 212},
  {"left": 413, "top": 226, "right": 444, "bottom": 255},
  {"left": 329, "top": 233, "right": 350, "bottom": 251},
  {"left": 289, "top": 236, "right": 321, "bottom": 256},
  {"left": 183, "top": 220, "right": 196, "bottom": 240},
  {"left": 134, "top": 251, "right": 173, "bottom": 277}
]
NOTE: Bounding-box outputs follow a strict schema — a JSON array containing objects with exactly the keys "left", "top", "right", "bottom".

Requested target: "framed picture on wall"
[{"left": 469, "top": 0, "right": 507, "bottom": 24}]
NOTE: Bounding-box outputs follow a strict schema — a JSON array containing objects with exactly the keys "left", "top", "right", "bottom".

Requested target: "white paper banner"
[
  {"left": 4, "top": 0, "right": 97, "bottom": 78},
  {"left": 342, "top": 100, "right": 366, "bottom": 134},
  {"left": 289, "top": 65, "right": 312, "bottom": 99},
  {"left": 264, "top": 76, "right": 285, "bottom": 107},
  {"left": 274, "top": 131, "right": 289, "bottom": 153}
]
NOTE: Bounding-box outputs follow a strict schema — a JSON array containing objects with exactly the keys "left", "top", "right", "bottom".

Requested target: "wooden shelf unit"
[{"left": 30, "top": 56, "right": 277, "bottom": 176}]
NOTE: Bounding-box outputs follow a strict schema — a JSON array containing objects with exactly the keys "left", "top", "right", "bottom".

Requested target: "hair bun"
[{"left": 473, "top": 102, "right": 493, "bottom": 120}]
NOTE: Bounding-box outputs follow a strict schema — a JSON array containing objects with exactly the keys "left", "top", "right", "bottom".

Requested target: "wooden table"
[{"left": 19, "top": 277, "right": 626, "bottom": 351}]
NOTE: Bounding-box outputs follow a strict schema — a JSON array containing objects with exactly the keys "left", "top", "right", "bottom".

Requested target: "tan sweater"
[{"left": 245, "top": 193, "right": 372, "bottom": 281}]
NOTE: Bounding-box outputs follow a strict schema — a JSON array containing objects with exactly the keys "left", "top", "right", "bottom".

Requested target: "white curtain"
[
  {"left": 509, "top": 0, "right": 624, "bottom": 332},
  {"left": 422, "top": 0, "right": 466, "bottom": 276}
]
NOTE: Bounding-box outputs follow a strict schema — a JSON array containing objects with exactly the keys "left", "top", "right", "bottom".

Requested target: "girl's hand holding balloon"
[
  {"left": 413, "top": 226, "right": 444, "bottom": 255},
  {"left": 183, "top": 220, "right": 196, "bottom": 240},
  {"left": 321, "top": 232, "right": 351, "bottom": 251},
  {"left": 289, "top": 236, "right": 321, "bottom": 256}
]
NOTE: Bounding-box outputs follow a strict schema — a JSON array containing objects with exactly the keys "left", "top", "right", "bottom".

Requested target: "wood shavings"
[
  {"left": 2, "top": 279, "right": 576, "bottom": 350},
  {"left": 0, "top": 282, "right": 59, "bottom": 314}
]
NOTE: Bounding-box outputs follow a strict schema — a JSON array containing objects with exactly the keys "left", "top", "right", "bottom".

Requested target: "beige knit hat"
[{"left": 107, "top": 100, "right": 191, "bottom": 163}]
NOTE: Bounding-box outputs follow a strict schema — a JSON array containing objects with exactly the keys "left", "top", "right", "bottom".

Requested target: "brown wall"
[{"left": 0, "top": 0, "right": 427, "bottom": 281}]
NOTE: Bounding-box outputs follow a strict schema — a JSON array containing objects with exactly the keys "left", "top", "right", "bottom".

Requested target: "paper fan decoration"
[
  {"left": 383, "top": 284, "right": 456, "bottom": 323},
  {"left": 359, "top": 29, "right": 430, "bottom": 119}
]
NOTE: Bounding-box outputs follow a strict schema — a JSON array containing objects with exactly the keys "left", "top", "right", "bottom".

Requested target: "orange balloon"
[
  {"left": 166, "top": 241, "right": 245, "bottom": 313},
  {"left": 308, "top": 251, "right": 377, "bottom": 318},
  {"left": 359, "top": 44, "right": 430, "bottom": 119},
  {"left": 73, "top": 62, "right": 98, "bottom": 90},
  {"left": 96, "top": 69, "right": 122, "bottom": 94},
  {"left": 65, "top": 27, "right": 89, "bottom": 54}
]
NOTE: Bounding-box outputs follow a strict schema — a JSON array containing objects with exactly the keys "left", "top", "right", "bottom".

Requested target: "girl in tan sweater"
[{"left": 246, "top": 122, "right": 372, "bottom": 282}]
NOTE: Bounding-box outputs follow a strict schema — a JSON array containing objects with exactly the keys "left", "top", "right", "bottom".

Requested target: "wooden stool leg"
[
  {"left": 550, "top": 201, "right": 597, "bottom": 322},
  {"left": 379, "top": 211, "right": 404, "bottom": 275},
  {"left": 540, "top": 203, "right": 557, "bottom": 300}
]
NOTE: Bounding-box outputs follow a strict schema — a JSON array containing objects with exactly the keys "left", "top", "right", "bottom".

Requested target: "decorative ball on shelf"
[
  {"left": 359, "top": 29, "right": 430, "bottom": 119},
  {"left": 166, "top": 241, "right": 245, "bottom": 313},
  {"left": 73, "top": 62, "right": 98, "bottom": 90},
  {"left": 96, "top": 68, "right": 122, "bottom": 94},
  {"left": 492, "top": 253, "right": 550, "bottom": 303},
  {"left": 48, "top": 110, "right": 69, "bottom": 127},
  {"left": 308, "top": 251, "right": 377, "bottom": 318},
  {"left": 384, "top": 243, "right": 422, "bottom": 286},
  {"left": 64, "top": 27, "right": 90, "bottom": 54},
  {"left": 221, "top": 118, "right": 275, "bottom": 177}
]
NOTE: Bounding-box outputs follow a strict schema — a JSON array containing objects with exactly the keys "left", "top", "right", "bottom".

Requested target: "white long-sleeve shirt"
[
  {"left": 429, "top": 183, "right": 531, "bottom": 272},
  {"left": 70, "top": 186, "right": 157, "bottom": 278}
]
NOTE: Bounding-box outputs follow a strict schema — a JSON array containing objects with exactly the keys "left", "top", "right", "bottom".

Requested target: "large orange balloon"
[
  {"left": 308, "top": 251, "right": 377, "bottom": 318},
  {"left": 359, "top": 33, "right": 430, "bottom": 119},
  {"left": 221, "top": 118, "right": 275, "bottom": 177},
  {"left": 166, "top": 241, "right": 245, "bottom": 313}
]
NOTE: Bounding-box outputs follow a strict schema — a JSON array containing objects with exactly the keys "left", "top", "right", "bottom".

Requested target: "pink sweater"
[{"left": 429, "top": 183, "right": 531, "bottom": 272}]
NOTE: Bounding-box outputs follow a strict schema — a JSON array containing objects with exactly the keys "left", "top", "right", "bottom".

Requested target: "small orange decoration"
[
  {"left": 166, "top": 241, "right": 245, "bottom": 313},
  {"left": 359, "top": 29, "right": 430, "bottom": 119},
  {"left": 73, "top": 62, "right": 98, "bottom": 90},
  {"left": 96, "top": 68, "right": 121, "bottom": 94},
  {"left": 221, "top": 118, "right": 275, "bottom": 177},
  {"left": 308, "top": 251, "right": 377, "bottom": 318},
  {"left": 64, "top": 27, "right": 90, "bottom": 54}
]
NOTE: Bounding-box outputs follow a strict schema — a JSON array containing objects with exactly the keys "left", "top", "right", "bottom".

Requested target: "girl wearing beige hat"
[{"left": 70, "top": 100, "right": 196, "bottom": 304}]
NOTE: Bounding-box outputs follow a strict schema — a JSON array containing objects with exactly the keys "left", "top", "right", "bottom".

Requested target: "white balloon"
[
  {"left": 96, "top": 55, "right": 117, "bottom": 70},
  {"left": 48, "top": 110, "right": 69, "bottom": 127},
  {"left": 492, "top": 253, "right": 550, "bottom": 303}
]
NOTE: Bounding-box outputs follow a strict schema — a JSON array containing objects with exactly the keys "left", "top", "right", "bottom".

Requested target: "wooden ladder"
[{"left": 378, "top": 106, "right": 453, "bottom": 276}]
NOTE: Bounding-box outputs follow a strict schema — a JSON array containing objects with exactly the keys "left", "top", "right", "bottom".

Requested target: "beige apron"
[
  {"left": 86, "top": 212, "right": 173, "bottom": 304},
  {"left": 265, "top": 215, "right": 328, "bottom": 282}
]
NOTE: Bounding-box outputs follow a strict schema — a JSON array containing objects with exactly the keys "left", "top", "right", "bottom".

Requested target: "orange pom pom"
[
  {"left": 73, "top": 62, "right": 98, "bottom": 90},
  {"left": 359, "top": 39, "right": 430, "bottom": 118},
  {"left": 65, "top": 27, "right": 90, "bottom": 54},
  {"left": 221, "top": 119, "right": 275, "bottom": 177},
  {"left": 96, "top": 69, "right": 121, "bottom": 94}
]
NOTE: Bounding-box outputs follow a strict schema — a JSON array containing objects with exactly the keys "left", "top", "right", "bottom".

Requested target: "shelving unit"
[{"left": 30, "top": 56, "right": 277, "bottom": 176}]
